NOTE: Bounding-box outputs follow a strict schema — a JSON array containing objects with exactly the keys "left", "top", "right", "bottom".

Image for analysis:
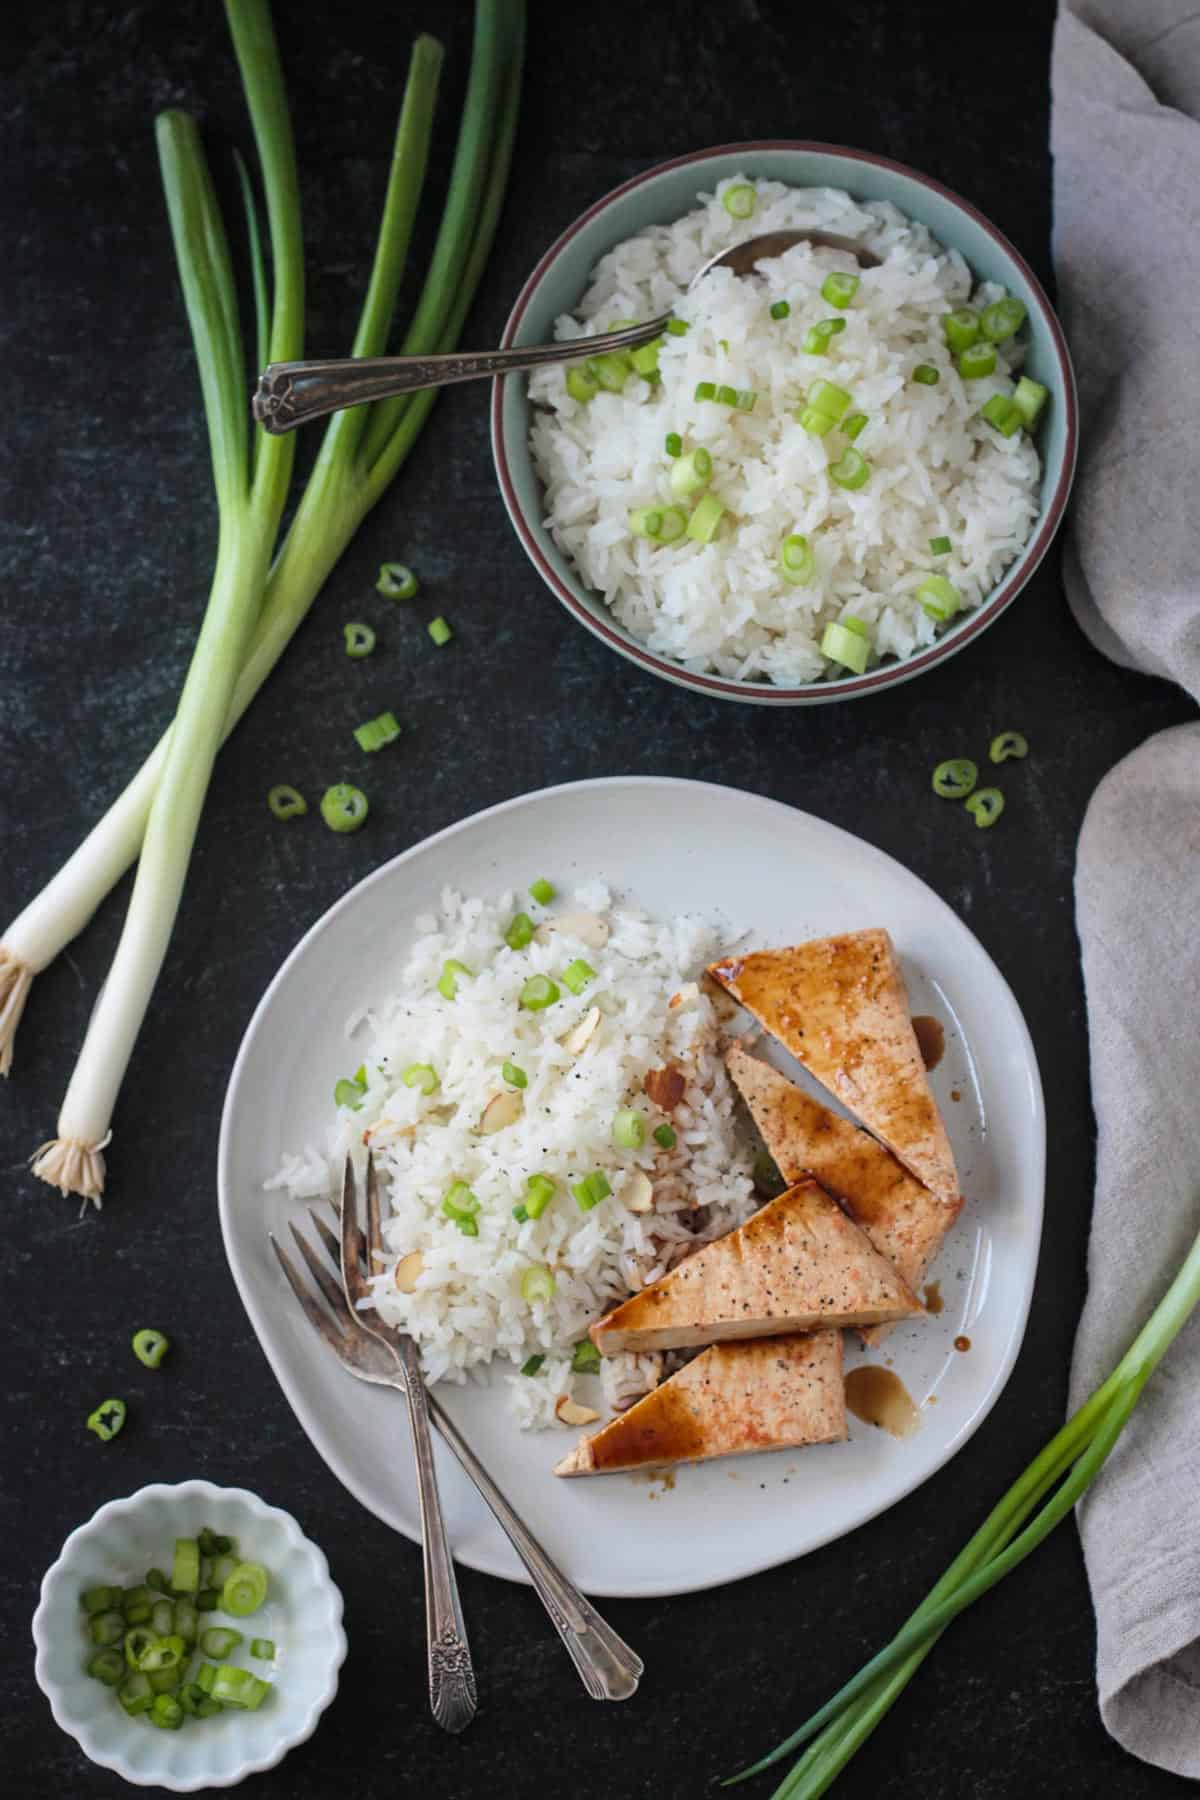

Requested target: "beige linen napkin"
[{"left": 1053, "top": 0, "right": 1200, "bottom": 1777}]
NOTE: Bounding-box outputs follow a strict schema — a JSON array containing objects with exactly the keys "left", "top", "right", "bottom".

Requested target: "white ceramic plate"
[{"left": 218, "top": 778, "right": 1044, "bottom": 1600}]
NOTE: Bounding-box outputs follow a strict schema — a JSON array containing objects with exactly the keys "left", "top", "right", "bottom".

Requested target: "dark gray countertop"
[{"left": 3, "top": 2, "right": 1195, "bottom": 1795}]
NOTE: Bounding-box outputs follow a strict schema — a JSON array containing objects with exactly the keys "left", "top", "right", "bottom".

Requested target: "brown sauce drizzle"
[
  {"left": 912, "top": 1015, "right": 945, "bottom": 1071},
  {"left": 844, "top": 1366, "right": 920, "bottom": 1438},
  {"left": 923, "top": 1280, "right": 944, "bottom": 1315}
]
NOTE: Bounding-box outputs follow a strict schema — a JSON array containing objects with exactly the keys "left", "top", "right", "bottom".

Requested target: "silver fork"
[{"left": 270, "top": 1202, "right": 643, "bottom": 1706}]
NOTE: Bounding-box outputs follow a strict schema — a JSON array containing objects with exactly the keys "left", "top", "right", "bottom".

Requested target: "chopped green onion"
[
  {"left": 82, "top": 1586, "right": 121, "bottom": 1615},
  {"left": 629, "top": 506, "right": 665, "bottom": 541},
  {"left": 686, "top": 495, "right": 724, "bottom": 543},
  {"left": 566, "top": 365, "right": 598, "bottom": 404},
  {"left": 957, "top": 343, "right": 997, "bottom": 380},
  {"left": 930, "top": 535, "right": 952, "bottom": 555},
  {"left": 694, "top": 380, "right": 716, "bottom": 402},
  {"left": 171, "top": 1539, "right": 200, "bottom": 1595},
  {"left": 917, "top": 574, "right": 961, "bottom": 622},
  {"left": 402, "top": 1062, "right": 438, "bottom": 1094},
  {"left": 989, "top": 731, "right": 1029, "bottom": 763},
  {"left": 722, "top": 183, "right": 755, "bottom": 218},
  {"left": 572, "top": 1339, "right": 601, "bottom": 1374},
  {"left": 139, "top": 1633, "right": 186, "bottom": 1673},
  {"left": 456, "top": 1216, "right": 479, "bottom": 1238},
  {"left": 123, "top": 1625, "right": 157, "bottom": 1668},
  {"left": 251, "top": 1638, "right": 276, "bottom": 1660},
  {"left": 821, "top": 271, "right": 860, "bottom": 308},
  {"left": 320, "top": 784, "right": 368, "bottom": 833},
  {"left": 1013, "top": 376, "right": 1048, "bottom": 428},
  {"left": 87, "top": 1648, "right": 126, "bottom": 1686},
  {"left": 521, "top": 1354, "right": 544, "bottom": 1376},
  {"left": 980, "top": 295, "right": 1026, "bottom": 342},
  {"left": 87, "top": 1398, "right": 126, "bottom": 1442},
  {"left": 842, "top": 412, "right": 868, "bottom": 440},
  {"left": 221, "top": 1562, "right": 268, "bottom": 1618},
  {"left": 607, "top": 318, "right": 637, "bottom": 331},
  {"left": 519, "top": 973, "right": 560, "bottom": 1011},
  {"left": 152, "top": 1599, "right": 175, "bottom": 1638},
  {"left": 802, "top": 321, "right": 845, "bottom": 354},
  {"left": 194, "top": 1663, "right": 218, "bottom": 1695},
  {"left": 715, "top": 383, "right": 737, "bottom": 407},
  {"left": 670, "top": 447, "right": 711, "bottom": 497},
  {"left": 943, "top": 307, "right": 980, "bottom": 352},
  {"left": 200, "top": 1626, "right": 244, "bottom": 1659},
  {"left": 656, "top": 506, "right": 688, "bottom": 544},
  {"left": 502, "top": 1060, "right": 527, "bottom": 1088},
  {"left": 932, "top": 758, "right": 978, "bottom": 799},
  {"left": 149, "top": 1694, "right": 185, "bottom": 1731},
  {"left": 667, "top": 317, "right": 689, "bottom": 336},
  {"left": 734, "top": 388, "right": 757, "bottom": 411},
  {"left": 210, "top": 1554, "right": 237, "bottom": 1588},
  {"left": 572, "top": 1171, "right": 612, "bottom": 1212},
  {"left": 843, "top": 616, "right": 869, "bottom": 638},
  {"left": 118, "top": 1671, "right": 153, "bottom": 1716},
  {"left": 442, "top": 1181, "right": 480, "bottom": 1222},
  {"left": 586, "top": 351, "right": 630, "bottom": 393},
  {"left": 808, "top": 379, "right": 852, "bottom": 421},
  {"left": 267, "top": 784, "right": 306, "bottom": 820},
  {"left": 665, "top": 431, "right": 683, "bottom": 458},
  {"left": 343, "top": 620, "right": 376, "bottom": 658},
  {"left": 211, "top": 1665, "right": 270, "bottom": 1710},
  {"left": 797, "top": 405, "right": 836, "bottom": 437},
  {"left": 528, "top": 878, "right": 555, "bottom": 905},
  {"left": 821, "top": 620, "right": 871, "bottom": 675},
  {"left": 770, "top": 299, "right": 790, "bottom": 320},
  {"left": 512, "top": 1202, "right": 528, "bottom": 1222},
  {"left": 505, "top": 910, "right": 535, "bottom": 950},
  {"left": 981, "top": 393, "right": 1023, "bottom": 437},
  {"left": 197, "top": 1588, "right": 219, "bottom": 1612},
  {"left": 779, "top": 534, "right": 815, "bottom": 586},
  {"left": 653, "top": 1123, "right": 677, "bottom": 1150},
  {"left": 123, "top": 1587, "right": 156, "bottom": 1621},
  {"left": 965, "top": 787, "right": 1005, "bottom": 828},
  {"left": 520, "top": 1264, "right": 556, "bottom": 1304},
  {"left": 829, "top": 448, "right": 871, "bottom": 491},
  {"left": 427, "top": 615, "right": 453, "bottom": 646},
  {"left": 612, "top": 1108, "right": 646, "bottom": 1149},
  {"left": 147, "top": 1665, "right": 182, "bottom": 1695},
  {"left": 353, "top": 710, "right": 402, "bottom": 753},
  {"left": 562, "top": 958, "right": 595, "bottom": 995},
  {"left": 524, "top": 1173, "right": 558, "bottom": 1219},
  {"left": 333, "top": 1065, "right": 367, "bottom": 1108},
  {"left": 128, "top": 1325, "right": 167, "bottom": 1371},
  {"left": 437, "top": 958, "right": 472, "bottom": 1000},
  {"left": 174, "top": 1598, "right": 197, "bottom": 1645},
  {"left": 913, "top": 363, "right": 940, "bottom": 385},
  {"left": 376, "top": 562, "right": 418, "bottom": 601},
  {"left": 630, "top": 338, "right": 662, "bottom": 378},
  {"left": 88, "top": 1610, "right": 126, "bottom": 1647}
]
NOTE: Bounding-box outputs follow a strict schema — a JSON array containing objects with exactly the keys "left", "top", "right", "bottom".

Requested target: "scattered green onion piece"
[
  {"left": 87, "top": 1648, "right": 126, "bottom": 1686},
  {"left": 505, "top": 910, "right": 535, "bottom": 950},
  {"left": 653, "top": 1123, "right": 677, "bottom": 1150},
  {"left": 528, "top": 877, "right": 555, "bottom": 905},
  {"left": 842, "top": 412, "right": 868, "bottom": 441},
  {"left": 943, "top": 307, "right": 980, "bottom": 351},
  {"left": 630, "top": 338, "right": 662, "bottom": 377},
  {"left": 770, "top": 299, "right": 791, "bottom": 320},
  {"left": 402, "top": 1062, "right": 438, "bottom": 1094},
  {"left": 196, "top": 1529, "right": 220, "bottom": 1558},
  {"left": 607, "top": 318, "right": 637, "bottom": 331},
  {"left": 178, "top": 1680, "right": 208, "bottom": 1716},
  {"left": 502, "top": 1060, "right": 527, "bottom": 1089},
  {"left": 612, "top": 1109, "right": 646, "bottom": 1149},
  {"left": 820, "top": 620, "right": 871, "bottom": 674},
  {"left": 566, "top": 365, "right": 598, "bottom": 404},
  {"left": 354, "top": 710, "right": 402, "bottom": 754},
  {"left": 194, "top": 1663, "right": 218, "bottom": 1695},
  {"left": 124, "top": 1604, "right": 153, "bottom": 1627},
  {"left": 251, "top": 1638, "right": 276, "bottom": 1660},
  {"left": 562, "top": 958, "right": 595, "bottom": 995},
  {"left": 267, "top": 784, "right": 306, "bottom": 820},
  {"left": 200, "top": 1626, "right": 244, "bottom": 1659},
  {"left": 716, "top": 383, "right": 738, "bottom": 407},
  {"left": 722, "top": 183, "right": 756, "bottom": 218},
  {"left": 667, "top": 317, "right": 689, "bottom": 336},
  {"left": 520, "top": 1264, "right": 556, "bottom": 1304},
  {"left": 670, "top": 446, "right": 712, "bottom": 497},
  {"left": 572, "top": 1171, "right": 612, "bottom": 1212},
  {"left": 211, "top": 1666, "right": 270, "bottom": 1711},
  {"left": 524, "top": 1174, "right": 558, "bottom": 1220},
  {"left": 521, "top": 1354, "right": 545, "bottom": 1376},
  {"left": 629, "top": 506, "right": 665, "bottom": 541},
  {"left": 139, "top": 1634, "right": 186, "bottom": 1674},
  {"left": 89, "top": 1611, "right": 126, "bottom": 1648},
  {"left": 980, "top": 295, "right": 1026, "bottom": 342},
  {"left": 917, "top": 574, "right": 961, "bottom": 622},
  {"left": 82, "top": 1586, "right": 120, "bottom": 1614},
  {"left": 957, "top": 343, "right": 997, "bottom": 380},
  {"left": 512, "top": 1202, "right": 528, "bottom": 1222},
  {"left": 665, "top": 431, "right": 683, "bottom": 458},
  {"left": 442, "top": 1181, "right": 480, "bottom": 1222},
  {"left": 519, "top": 973, "right": 560, "bottom": 1011},
  {"left": 174, "top": 1599, "right": 197, "bottom": 1645},
  {"left": 343, "top": 620, "right": 376, "bottom": 658},
  {"left": 913, "top": 363, "right": 940, "bottom": 385},
  {"left": 778, "top": 534, "right": 815, "bottom": 586},
  {"left": 808, "top": 378, "right": 852, "bottom": 421},
  {"left": 930, "top": 535, "right": 952, "bottom": 555},
  {"left": 966, "top": 787, "right": 1005, "bottom": 828},
  {"left": 210, "top": 1554, "right": 237, "bottom": 1588},
  {"left": 427, "top": 615, "right": 453, "bottom": 646},
  {"left": 152, "top": 1599, "right": 175, "bottom": 1638},
  {"left": 376, "top": 562, "right": 418, "bottom": 601},
  {"left": 821, "top": 271, "right": 860, "bottom": 308},
  {"left": 170, "top": 1540, "right": 199, "bottom": 1595},
  {"left": 734, "top": 388, "right": 757, "bottom": 411},
  {"left": 829, "top": 447, "right": 871, "bottom": 490},
  {"left": 132, "top": 1328, "right": 170, "bottom": 1370},
  {"left": 586, "top": 351, "right": 630, "bottom": 393},
  {"left": 989, "top": 731, "right": 1029, "bottom": 763},
  {"left": 1013, "top": 376, "right": 1048, "bottom": 428},
  {"left": 981, "top": 393, "right": 1023, "bottom": 437},
  {"left": 456, "top": 1216, "right": 479, "bottom": 1238},
  {"left": 221, "top": 1562, "right": 268, "bottom": 1619},
  {"left": 320, "top": 784, "right": 369, "bottom": 833},
  {"left": 572, "top": 1339, "right": 602, "bottom": 1374},
  {"left": 842, "top": 615, "right": 869, "bottom": 638},
  {"left": 932, "top": 758, "right": 978, "bottom": 800},
  {"left": 694, "top": 380, "right": 716, "bottom": 402},
  {"left": 197, "top": 1588, "right": 219, "bottom": 1612},
  {"left": 797, "top": 405, "right": 836, "bottom": 437},
  {"left": 87, "top": 1398, "right": 126, "bottom": 1442},
  {"left": 123, "top": 1626, "right": 157, "bottom": 1668},
  {"left": 686, "top": 495, "right": 725, "bottom": 543},
  {"left": 656, "top": 506, "right": 688, "bottom": 544},
  {"left": 802, "top": 325, "right": 832, "bottom": 354},
  {"left": 119, "top": 1672, "right": 153, "bottom": 1716},
  {"left": 333, "top": 1065, "right": 367, "bottom": 1109},
  {"left": 437, "top": 958, "right": 472, "bottom": 1000},
  {"left": 147, "top": 1666, "right": 182, "bottom": 1695}
]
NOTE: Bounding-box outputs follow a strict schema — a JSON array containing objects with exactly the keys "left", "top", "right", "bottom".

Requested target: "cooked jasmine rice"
[
  {"left": 528, "top": 176, "right": 1042, "bottom": 684},
  {"left": 266, "top": 884, "right": 755, "bottom": 1429}
]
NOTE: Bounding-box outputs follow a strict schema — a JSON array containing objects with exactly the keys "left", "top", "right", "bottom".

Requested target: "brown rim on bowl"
[{"left": 491, "top": 139, "right": 1078, "bottom": 704}]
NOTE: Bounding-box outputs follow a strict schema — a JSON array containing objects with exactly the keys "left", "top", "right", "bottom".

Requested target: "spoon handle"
[{"left": 252, "top": 319, "right": 667, "bottom": 435}]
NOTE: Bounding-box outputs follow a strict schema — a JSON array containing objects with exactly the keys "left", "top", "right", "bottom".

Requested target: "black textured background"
[{"left": 2, "top": 3, "right": 1194, "bottom": 1796}]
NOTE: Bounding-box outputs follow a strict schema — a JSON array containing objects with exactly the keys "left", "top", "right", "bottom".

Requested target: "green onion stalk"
[
  {"left": 726, "top": 1212, "right": 1200, "bottom": 1799},
  {"left": 9, "top": 0, "right": 524, "bottom": 1201}
]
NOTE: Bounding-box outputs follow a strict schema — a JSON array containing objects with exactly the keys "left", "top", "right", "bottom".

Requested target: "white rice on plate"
[
  {"left": 266, "top": 884, "right": 755, "bottom": 1429},
  {"left": 528, "top": 175, "right": 1042, "bottom": 684}
]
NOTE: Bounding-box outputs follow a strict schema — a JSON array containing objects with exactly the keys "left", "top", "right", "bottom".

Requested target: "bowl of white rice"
[{"left": 491, "top": 142, "right": 1077, "bottom": 705}]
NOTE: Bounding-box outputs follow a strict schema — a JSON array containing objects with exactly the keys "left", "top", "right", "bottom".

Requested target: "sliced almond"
[
  {"left": 363, "top": 1119, "right": 416, "bottom": 1145},
  {"left": 479, "top": 1089, "right": 523, "bottom": 1134},
  {"left": 624, "top": 1169, "right": 654, "bottom": 1214},
  {"left": 644, "top": 1063, "right": 686, "bottom": 1111},
  {"left": 561, "top": 1005, "right": 602, "bottom": 1056},
  {"left": 556, "top": 1395, "right": 601, "bottom": 1426},
  {"left": 668, "top": 982, "right": 700, "bottom": 1011},
  {"left": 534, "top": 911, "right": 610, "bottom": 950},
  {"left": 393, "top": 1251, "right": 424, "bottom": 1294}
]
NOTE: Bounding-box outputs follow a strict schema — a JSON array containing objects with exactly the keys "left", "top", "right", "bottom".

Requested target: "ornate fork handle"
[{"left": 252, "top": 319, "right": 666, "bottom": 435}]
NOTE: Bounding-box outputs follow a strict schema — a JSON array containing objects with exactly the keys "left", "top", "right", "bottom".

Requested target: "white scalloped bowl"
[{"left": 32, "top": 1481, "right": 346, "bottom": 1791}]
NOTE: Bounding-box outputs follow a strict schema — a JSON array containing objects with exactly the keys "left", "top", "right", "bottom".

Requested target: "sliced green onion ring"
[
  {"left": 965, "top": 787, "right": 1005, "bottom": 828},
  {"left": 820, "top": 620, "right": 871, "bottom": 674},
  {"left": 437, "top": 958, "right": 472, "bottom": 1000},
  {"left": 320, "top": 784, "right": 368, "bottom": 833},
  {"left": 519, "top": 974, "right": 560, "bottom": 1011},
  {"left": 267, "top": 784, "right": 306, "bottom": 820},
  {"left": 686, "top": 495, "right": 724, "bottom": 543},
  {"left": 402, "top": 1062, "right": 438, "bottom": 1094},
  {"left": 520, "top": 1264, "right": 556, "bottom": 1304},
  {"left": 829, "top": 448, "right": 871, "bottom": 490},
  {"left": 821, "top": 271, "right": 860, "bottom": 308},
  {"left": 343, "top": 621, "right": 376, "bottom": 658},
  {"left": 505, "top": 910, "right": 535, "bottom": 950},
  {"left": 354, "top": 710, "right": 401, "bottom": 753},
  {"left": 612, "top": 1108, "right": 646, "bottom": 1149},
  {"left": 722, "top": 183, "right": 756, "bottom": 218},
  {"left": 502, "top": 1060, "right": 527, "bottom": 1088},
  {"left": 528, "top": 877, "right": 555, "bottom": 905},
  {"left": 989, "top": 731, "right": 1029, "bottom": 763},
  {"left": 670, "top": 446, "right": 712, "bottom": 497},
  {"left": 132, "top": 1328, "right": 170, "bottom": 1370},
  {"left": 221, "top": 1561, "right": 269, "bottom": 1618},
  {"left": 376, "top": 562, "right": 418, "bottom": 600},
  {"left": 572, "top": 1338, "right": 601, "bottom": 1374},
  {"left": 932, "top": 758, "right": 978, "bottom": 799},
  {"left": 779, "top": 534, "right": 815, "bottom": 586},
  {"left": 524, "top": 1173, "right": 557, "bottom": 1219},
  {"left": 87, "top": 1398, "right": 126, "bottom": 1442}
]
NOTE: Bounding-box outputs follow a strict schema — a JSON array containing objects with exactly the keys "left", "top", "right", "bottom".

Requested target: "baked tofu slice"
[
  {"left": 726, "top": 1043, "right": 963, "bottom": 1341},
  {"left": 708, "top": 930, "right": 960, "bottom": 1210},
  {"left": 555, "top": 1331, "right": 846, "bottom": 1477},
  {"left": 590, "top": 1177, "right": 920, "bottom": 1356}
]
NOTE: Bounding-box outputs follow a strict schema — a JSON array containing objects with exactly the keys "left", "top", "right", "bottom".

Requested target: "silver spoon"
[{"left": 251, "top": 228, "right": 881, "bottom": 435}]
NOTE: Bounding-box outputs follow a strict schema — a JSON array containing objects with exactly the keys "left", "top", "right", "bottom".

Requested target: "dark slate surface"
[{"left": 2, "top": 2, "right": 1194, "bottom": 1795}]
